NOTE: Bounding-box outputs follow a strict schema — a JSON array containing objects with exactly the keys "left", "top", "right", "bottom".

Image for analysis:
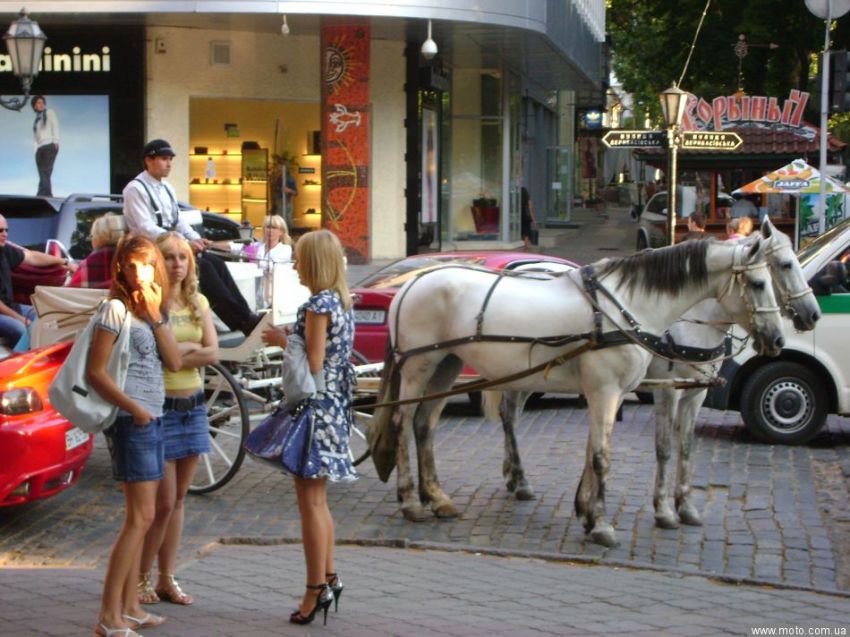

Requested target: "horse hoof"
[
  {"left": 432, "top": 501, "right": 459, "bottom": 519},
  {"left": 590, "top": 525, "right": 619, "bottom": 548},
  {"left": 678, "top": 506, "right": 703, "bottom": 526},
  {"left": 402, "top": 505, "right": 427, "bottom": 522},
  {"left": 654, "top": 513, "right": 680, "bottom": 530},
  {"left": 514, "top": 486, "right": 536, "bottom": 501}
]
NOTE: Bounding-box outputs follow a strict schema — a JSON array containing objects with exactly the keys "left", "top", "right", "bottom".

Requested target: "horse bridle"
[
  {"left": 762, "top": 241, "right": 816, "bottom": 320},
  {"left": 719, "top": 242, "right": 782, "bottom": 335}
]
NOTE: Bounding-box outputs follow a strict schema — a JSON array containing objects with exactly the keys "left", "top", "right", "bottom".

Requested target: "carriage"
[{"left": 29, "top": 259, "right": 376, "bottom": 495}]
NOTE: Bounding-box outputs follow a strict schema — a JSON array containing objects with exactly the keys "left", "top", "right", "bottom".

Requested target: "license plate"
[
  {"left": 65, "top": 427, "right": 89, "bottom": 451},
  {"left": 354, "top": 309, "right": 386, "bottom": 325}
]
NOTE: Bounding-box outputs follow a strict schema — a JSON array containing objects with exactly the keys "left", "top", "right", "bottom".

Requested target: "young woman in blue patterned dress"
[{"left": 262, "top": 229, "right": 357, "bottom": 626}]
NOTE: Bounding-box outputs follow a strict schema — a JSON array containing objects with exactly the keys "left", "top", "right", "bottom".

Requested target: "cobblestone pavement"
[
  {"left": 2, "top": 397, "right": 849, "bottom": 595},
  {"left": 2, "top": 543, "right": 850, "bottom": 637},
  {"left": 2, "top": 205, "right": 850, "bottom": 635}
]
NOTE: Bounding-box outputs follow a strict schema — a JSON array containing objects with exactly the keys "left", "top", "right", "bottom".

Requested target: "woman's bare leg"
[
  {"left": 98, "top": 480, "right": 158, "bottom": 629},
  {"left": 294, "top": 477, "right": 330, "bottom": 615}
]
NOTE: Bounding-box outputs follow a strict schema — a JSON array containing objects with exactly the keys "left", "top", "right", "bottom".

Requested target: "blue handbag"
[{"left": 244, "top": 401, "right": 321, "bottom": 477}]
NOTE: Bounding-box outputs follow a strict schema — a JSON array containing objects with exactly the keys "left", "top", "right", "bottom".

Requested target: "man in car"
[
  {"left": 0, "top": 213, "right": 76, "bottom": 345},
  {"left": 123, "top": 139, "right": 260, "bottom": 335}
]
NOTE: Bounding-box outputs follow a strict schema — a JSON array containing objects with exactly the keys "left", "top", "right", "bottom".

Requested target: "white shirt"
[
  {"left": 33, "top": 109, "right": 59, "bottom": 149},
  {"left": 229, "top": 240, "right": 292, "bottom": 272},
  {"left": 122, "top": 170, "right": 201, "bottom": 241}
]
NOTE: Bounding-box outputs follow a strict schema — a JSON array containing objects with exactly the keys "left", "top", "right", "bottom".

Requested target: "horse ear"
[
  {"left": 760, "top": 217, "right": 773, "bottom": 239},
  {"left": 746, "top": 237, "right": 762, "bottom": 260}
]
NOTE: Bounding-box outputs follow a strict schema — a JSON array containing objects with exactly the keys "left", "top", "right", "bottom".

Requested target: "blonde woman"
[
  {"left": 138, "top": 232, "right": 218, "bottom": 608},
  {"left": 262, "top": 230, "right": 357, "bottom": 626},
  {"left": 216, "top": 214, "right": 293, "bottom": 271}
]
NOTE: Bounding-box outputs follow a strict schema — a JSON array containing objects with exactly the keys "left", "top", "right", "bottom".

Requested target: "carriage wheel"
[
  {"left": 350, "top": 410, "right": 372, "bottom": 467},
  {"left": 189, "top": 363, "right": 250, "bottom": 494},
  {"left": 349, "top": 349, "right": 378, "bottom": 466}
]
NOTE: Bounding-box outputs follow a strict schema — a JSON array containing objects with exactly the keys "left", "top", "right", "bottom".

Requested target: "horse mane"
[{"left": 597, "top": 239, "right": 713, "bottom": 295}]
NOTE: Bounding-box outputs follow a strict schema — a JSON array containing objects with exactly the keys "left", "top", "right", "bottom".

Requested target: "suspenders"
[{"left": 132, "top": 178, "right": 178, "bottom": 229}]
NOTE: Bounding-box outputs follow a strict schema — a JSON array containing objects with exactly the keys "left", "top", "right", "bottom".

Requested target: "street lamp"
[
  {"left": 0, "top": 9, "right": 47, "bottom": 112},
  {"left": 659, "top": 83, "right": 688, "bottom": 246}
]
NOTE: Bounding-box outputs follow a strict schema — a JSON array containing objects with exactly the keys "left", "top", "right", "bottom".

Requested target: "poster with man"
[{"left": 0, "top": 94, "right": 109, "bottom": 197}]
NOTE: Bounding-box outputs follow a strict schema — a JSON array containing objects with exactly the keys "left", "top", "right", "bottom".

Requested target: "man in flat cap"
[{"left": 123, "top": 139, "right": 260, "bottom": 335}]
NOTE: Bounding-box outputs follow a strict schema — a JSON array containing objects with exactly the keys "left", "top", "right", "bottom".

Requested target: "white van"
[{"left": 706, "top": 219, "right": 850, "bottom": 443}]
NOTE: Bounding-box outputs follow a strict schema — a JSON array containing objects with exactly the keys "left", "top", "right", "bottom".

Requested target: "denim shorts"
[
  {"left": 162, "top": 398, "right": 210, "bottom": 461},
  {"left": 103, "top": 415, "right": 164, "bottom": 483}
]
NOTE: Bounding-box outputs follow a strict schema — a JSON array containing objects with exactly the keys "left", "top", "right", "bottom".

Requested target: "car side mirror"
[{"left": 809, "top": 260, "right": 849, "bottom": 296}]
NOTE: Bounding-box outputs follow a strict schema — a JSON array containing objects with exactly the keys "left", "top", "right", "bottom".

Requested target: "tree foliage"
[{"left": 608, "top": 0, "right": 849, "bottom": 129}]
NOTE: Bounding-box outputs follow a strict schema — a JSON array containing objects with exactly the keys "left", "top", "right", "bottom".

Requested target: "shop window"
[{"left": 442, "top": 69, "right": 504, "bottom": 241}]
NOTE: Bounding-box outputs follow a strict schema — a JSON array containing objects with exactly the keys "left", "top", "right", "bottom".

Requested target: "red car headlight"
[{"left": 0, "top": 387, "right": 44, "bottom": 415}]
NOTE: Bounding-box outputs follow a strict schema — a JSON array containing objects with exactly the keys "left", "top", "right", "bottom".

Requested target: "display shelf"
[
  {"left": 189, "top": 183, "right": 241, "bottom": 187},
  {"left": 189, "top": 153, "right": 242, "bottom": 157}
]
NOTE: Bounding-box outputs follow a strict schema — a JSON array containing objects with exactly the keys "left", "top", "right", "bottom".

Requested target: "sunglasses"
[{"left": 0, "top": 228, "right": 9, "bottom": 233}]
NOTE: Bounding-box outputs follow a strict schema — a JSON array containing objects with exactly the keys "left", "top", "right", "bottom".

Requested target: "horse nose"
[
  {"left": 774, "top": 335, "right": 785, "bottom": 350},
  {"left": 812, "top": 310, "right": 821, "bottom": 324}
]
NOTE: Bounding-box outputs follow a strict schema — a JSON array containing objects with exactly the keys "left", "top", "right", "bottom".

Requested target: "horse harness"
[{"left": 390, "top": 261, "right": 751, "bottom": 369}]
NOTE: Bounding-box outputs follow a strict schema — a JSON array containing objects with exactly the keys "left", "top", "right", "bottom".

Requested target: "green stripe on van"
[{"left": 817, "top": 295, "right": 850, "bottom": 314}]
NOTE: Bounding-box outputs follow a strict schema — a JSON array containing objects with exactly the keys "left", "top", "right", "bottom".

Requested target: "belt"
[{"left": 163, "top": 392, "right": 205, "bottom": 413}]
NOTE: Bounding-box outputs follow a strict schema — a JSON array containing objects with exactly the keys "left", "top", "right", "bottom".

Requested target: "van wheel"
[
  {"left": 739, "top": 362, "right": 828, "bottom": 445},
  {"left": 636, "top": 233, "right": 648, "bottom": 251}
]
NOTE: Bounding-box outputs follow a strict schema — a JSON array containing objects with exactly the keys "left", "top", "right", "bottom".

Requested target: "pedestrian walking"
[
  {"left": 137, "top": 232, "right": 218, "bottom": 609},
  {"left": 261, "top": 230, "right": 357, "bottom": 626},
  {"left": 88, "top": 234, "right": 181, "bottom": 637}
]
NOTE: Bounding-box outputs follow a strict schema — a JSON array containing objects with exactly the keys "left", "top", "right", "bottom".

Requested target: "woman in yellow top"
[{"left": 137, "top": 232, "right": 219, "bottom": 609}]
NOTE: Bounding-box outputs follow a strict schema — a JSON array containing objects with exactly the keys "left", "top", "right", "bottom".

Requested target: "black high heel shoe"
[
  {"left": 326, "top": 572, "right": 344, "bottom": 612},
  {"left": 289, "top": 584, "right": 333, "bottom": 626}
]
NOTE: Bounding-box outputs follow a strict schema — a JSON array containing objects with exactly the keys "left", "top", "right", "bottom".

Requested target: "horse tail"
[
  {"left": 481, "top": 391, "right": 503, "bottom": 421},
  {"left": 369, "top": 340, "right": 401, "bottom": 482}
]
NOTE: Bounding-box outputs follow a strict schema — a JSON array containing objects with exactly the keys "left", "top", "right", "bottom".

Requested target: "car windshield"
[
  {"left": 357, "top": 255, "right": 487, "bottom": 289},
  {"left": 796, "top": 218, "right": 850, "bottom": 267}
]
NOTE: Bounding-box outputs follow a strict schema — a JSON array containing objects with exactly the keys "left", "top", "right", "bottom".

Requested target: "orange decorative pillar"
[{"left": 321, "top": 21, "right": 370, "bottom": 263}]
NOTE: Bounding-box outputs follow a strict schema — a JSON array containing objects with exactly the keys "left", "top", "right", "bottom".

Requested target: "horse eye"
[
  {"left": 782, "top": 262, "right": 792, "bottom": 270},
  {"left": 753, "top": 281, "right": 766, "bottom": 291}
]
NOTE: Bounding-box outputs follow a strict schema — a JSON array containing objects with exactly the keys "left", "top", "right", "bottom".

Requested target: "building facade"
[{"left": 0, "top": 1, "right": 605, "bottom": 262}]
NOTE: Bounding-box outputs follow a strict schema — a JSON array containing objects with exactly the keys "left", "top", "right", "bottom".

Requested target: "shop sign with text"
[{"left": 682, "top": 90, "right": 813, "bottom": 140}]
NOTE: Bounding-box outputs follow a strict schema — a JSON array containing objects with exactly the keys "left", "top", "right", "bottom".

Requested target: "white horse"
[
  {"left": 649, "top": 222, "right": 818, "bottom": 528},
  {"left": 376, "top": 238, "right": 785, "bottom": 547},
  {"left": 492, "top": 220, "right": 819, "bottom": 533}
]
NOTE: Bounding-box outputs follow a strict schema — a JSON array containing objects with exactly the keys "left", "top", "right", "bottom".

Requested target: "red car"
[
  {"left": 352, "top": 251, "right": 578, "bottom": 363},
  {"left": 0, "top": 341, "right": 94, "bottom": 506}
]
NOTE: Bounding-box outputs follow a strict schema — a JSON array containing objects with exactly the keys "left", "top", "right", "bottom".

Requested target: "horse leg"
[
  {"left": 583, "top": 389, "right": 622, "bottom": 548},
  {"left": 675, "top": 388, "right": 705, "bottom": 526},
  {"left": 395, "top": 358, "right": 442, "bottom": 522},
  {"left": 413, "top": 355, "right": 463, "bottom": 519},
  {"left": 395, "top": 401, "right": 427, "bottom": 522},
  {"left": 574, "top": 435, "right": 595, "bottom": 529},
  {"left": 653, "top": 387, "right": 680, "bottom": 529},
  {"left": 500, "top": 391, "right": 535, "bottom": 500}
]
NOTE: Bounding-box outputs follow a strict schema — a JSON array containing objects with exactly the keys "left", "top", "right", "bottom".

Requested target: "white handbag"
[{"left": 48, "top": 299, "right": 132, "bottom": 434}]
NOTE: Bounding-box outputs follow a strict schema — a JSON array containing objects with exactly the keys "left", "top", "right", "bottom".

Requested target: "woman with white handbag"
[{"left": 86, "top": 234, "right": 181, "bottom": 637}]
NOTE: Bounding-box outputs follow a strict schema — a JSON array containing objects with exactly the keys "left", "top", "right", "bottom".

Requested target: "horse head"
[
  {"left": 750, "top": 219, "right": 820, "bottom": 331},
  {"left": 717, "top": 238, "right": 785, "bottom": 357}
]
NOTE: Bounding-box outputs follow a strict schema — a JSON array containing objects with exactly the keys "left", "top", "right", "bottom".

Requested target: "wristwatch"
[{"left": 150, "top": 317, "right": 168, "bottom": 330}]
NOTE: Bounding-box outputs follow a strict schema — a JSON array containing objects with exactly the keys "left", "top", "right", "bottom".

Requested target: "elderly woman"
[{"left": 68, "top": 214, "right": 125, "bottom": 288}]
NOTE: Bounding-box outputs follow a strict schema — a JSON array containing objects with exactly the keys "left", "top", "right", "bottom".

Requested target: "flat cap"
[{"left": 143, "top": 139, "right": 176, "bottom": 158}]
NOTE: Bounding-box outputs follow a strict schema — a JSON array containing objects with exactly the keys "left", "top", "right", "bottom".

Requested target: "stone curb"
[{"left": 203, "top": 535, "right": 850, "bottom": 600}]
